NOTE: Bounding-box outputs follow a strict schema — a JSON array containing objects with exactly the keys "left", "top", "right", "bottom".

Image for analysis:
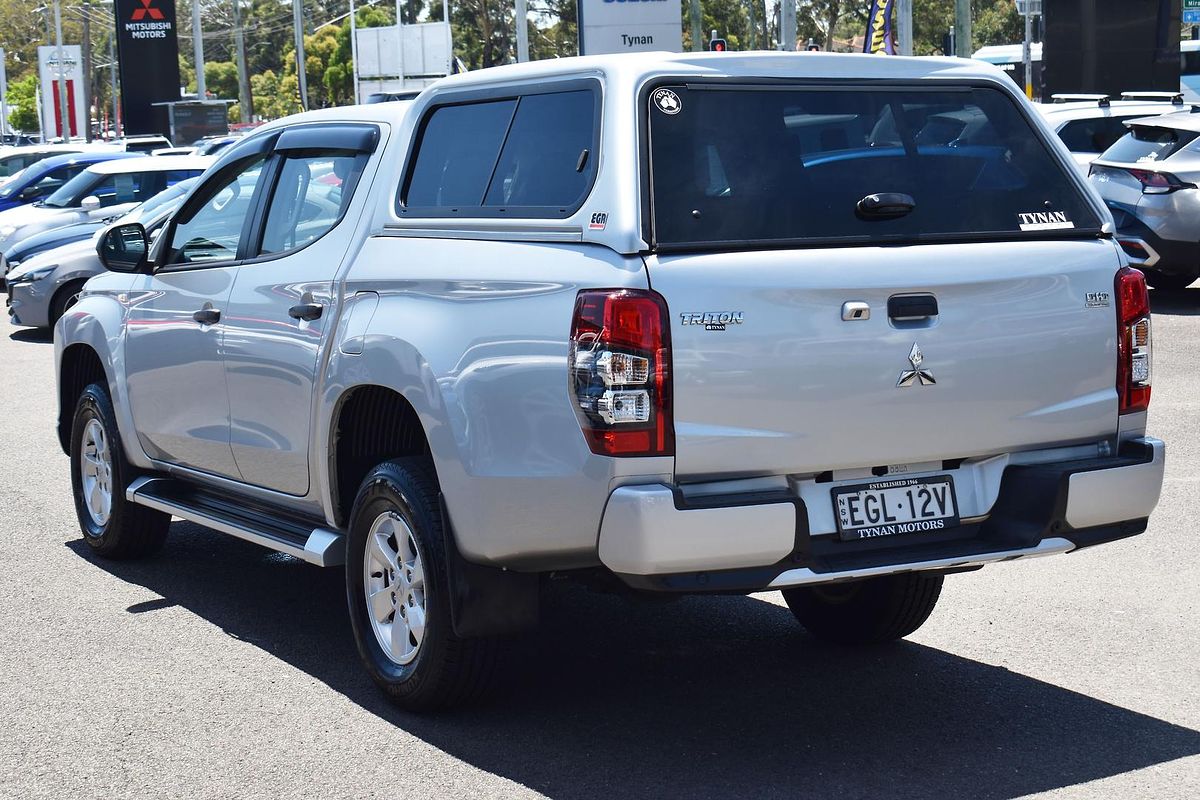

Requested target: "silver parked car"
[
  {"left": 5, "top": 178, "right": 196, "bottom": 328},
  {"left": 57, "top": 53, "right": 1164, "bottom": 710},
  {"left": 1088, "top": 111, "right": 1200, "bottom": 289}
]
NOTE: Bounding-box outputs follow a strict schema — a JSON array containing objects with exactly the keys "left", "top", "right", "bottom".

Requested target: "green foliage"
[
  {"left": 7, "top": 74, "right": 39, "bottom": 133},
  {"left": 205, "top": 61, "right": 241, "bottom": 101}
]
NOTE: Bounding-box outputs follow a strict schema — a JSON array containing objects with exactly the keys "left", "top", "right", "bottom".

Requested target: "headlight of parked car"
[{"left": 7, "top": 265, "right": 56, "bottom": 286}]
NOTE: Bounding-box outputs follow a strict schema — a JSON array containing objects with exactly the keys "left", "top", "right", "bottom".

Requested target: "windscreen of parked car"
[
  {"left": 647, "top": 84, "right": 1102, "bottom": 248},
  {"left": 1099, "top": 124, "right": 1199, "bottom": 164}
]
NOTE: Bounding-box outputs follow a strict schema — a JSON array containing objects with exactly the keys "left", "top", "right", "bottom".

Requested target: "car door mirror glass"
[{"left": 98, "top": 223, "right": 150, "bottom": 273}]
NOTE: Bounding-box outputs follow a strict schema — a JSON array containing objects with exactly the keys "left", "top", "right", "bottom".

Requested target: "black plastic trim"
[
  {"left": 618, "top": 444, "right": 1156, "bottom": 594},
  {"left": 275, "top": 123, "right": 380, "bottom": 154}
]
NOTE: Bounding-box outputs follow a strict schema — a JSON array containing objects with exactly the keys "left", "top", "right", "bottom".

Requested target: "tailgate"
[{"left": 649, "top": 239, "right": 1123, "bottom": 480}]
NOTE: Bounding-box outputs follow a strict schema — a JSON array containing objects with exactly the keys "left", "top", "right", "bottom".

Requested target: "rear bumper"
[
  {"left": 598, "top": 437, "right": 1165, "bottom": 592},
  {"left": 1110, "top": 213, "right": 1200, "bottom": 278}
]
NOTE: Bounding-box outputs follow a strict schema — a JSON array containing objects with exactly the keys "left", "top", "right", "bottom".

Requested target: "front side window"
[
  {"left": 648, "top": 84, "right": 1102, "bottom": 248},
  {"left": 402, "top": 86, "right": 598, "bottom": 216},
  {"left": 165, "top": 156, "right": 267, "bottom": 265},
  {"left": 258, "top": 151, "right": 366, "bottom": 255}
]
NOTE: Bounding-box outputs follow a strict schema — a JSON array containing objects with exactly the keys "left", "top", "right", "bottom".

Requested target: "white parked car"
[{"left": 1037, "top": 92, "right": 1191, "bottom": 173}]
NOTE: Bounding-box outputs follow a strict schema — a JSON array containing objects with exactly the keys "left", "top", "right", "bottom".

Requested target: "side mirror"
[
  {"left": 80, "top": 195, "right": 101, "bottom": 211},
  {"left": 97, "top": 223, "right": 150, "bottom": 273}
]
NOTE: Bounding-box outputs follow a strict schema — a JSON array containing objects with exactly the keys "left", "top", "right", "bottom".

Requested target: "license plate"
[{"left": 832, "top": 475, "right": 959, "bottom": 541}]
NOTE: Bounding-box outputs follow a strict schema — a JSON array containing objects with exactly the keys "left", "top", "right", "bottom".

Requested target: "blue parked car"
[{"left": 0, "top": 151, "right": 137, "bottom": 212}]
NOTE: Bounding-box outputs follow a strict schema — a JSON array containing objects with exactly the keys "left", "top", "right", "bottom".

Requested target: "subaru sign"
[{"left": 578, "top": 0, "right": 682, "bottom": 56}]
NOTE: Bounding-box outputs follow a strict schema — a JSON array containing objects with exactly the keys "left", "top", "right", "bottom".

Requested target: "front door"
[{"left": 124, "top": 151, "right": 272, "bottom": 478}]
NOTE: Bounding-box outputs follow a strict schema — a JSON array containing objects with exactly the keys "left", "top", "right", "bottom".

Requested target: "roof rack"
[
  {"left": 1051, "top": 93, "right": 1110, "bottom": 107},
  {"left": 1119, "top": 91, "right": 1185, "bottom": 104}
]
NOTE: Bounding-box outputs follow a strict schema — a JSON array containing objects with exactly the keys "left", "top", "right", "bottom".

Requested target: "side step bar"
[{"left": 126, "top": 476, "right": 345, "bottom": 567}]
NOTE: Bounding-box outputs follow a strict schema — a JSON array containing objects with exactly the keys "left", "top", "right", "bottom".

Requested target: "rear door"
[
  {"left": 220, "top": 124, "right": 381, "bottom": 496},
  {"left": 643, "top": 81, "right": 1120, "bottom": 480}
]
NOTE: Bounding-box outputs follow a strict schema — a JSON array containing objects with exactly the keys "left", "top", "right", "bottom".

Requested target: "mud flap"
[{"left": 439, "top": 494, "right": 540, "bottom": 638}]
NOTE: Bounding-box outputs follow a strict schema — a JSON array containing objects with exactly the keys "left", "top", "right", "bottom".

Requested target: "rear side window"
[
  {"left": 648, "top": 84, "right": 1102, "bottom": 248},
  {"left": 1057, "top": 116, "right": 1139, "bottom": 153},
  {"left": 401, "top": 86, "right": 598, "bottom": 217},
  {"left": 1101, "top": 125, "right": 1199, "bottom": 164}
]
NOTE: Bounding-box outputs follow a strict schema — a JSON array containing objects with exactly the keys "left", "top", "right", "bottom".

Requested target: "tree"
[
  {"left": 7, "top": 74, "right": 39, "bottom": 133},
  {"left": 205, "top": 61, "right": 242, "bottom": 101}
]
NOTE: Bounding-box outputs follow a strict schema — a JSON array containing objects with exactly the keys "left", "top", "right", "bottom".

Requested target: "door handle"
[
  {"left": 192, "top": 307, "right": 221, "bottom": 325},
  {"left": 887, "top": 294, "right": 938, "bottom": 320},
  {"left": 288, "top": 302, "right": 324, "bottom": 321}
]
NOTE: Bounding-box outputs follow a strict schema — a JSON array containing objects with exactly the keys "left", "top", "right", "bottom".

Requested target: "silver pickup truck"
[{"left": 57, "top": 53, "right": 1165, "bottom": 710}]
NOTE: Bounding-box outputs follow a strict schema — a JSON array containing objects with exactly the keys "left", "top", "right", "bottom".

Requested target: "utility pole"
[
  {"left": 53, "top": 0, "right": 71, "bottom": 139},
  {"left": 349, "top": 0, "right": 360, "bottom": 103},
  {"left": 747, "top": 0, "right": 756, "bottom": 50},
  {"left": 515, "top": 0, "right": 528, "bottom": 62},
  {"left": 954, "top": 0, "right": 971, "bottom": 58},
  {"left": 109, "top": 30, "right": 119, "bottom": 138},
  {"left": 1022, "top": 4, "right": 1032, "bottom": 99},
  {"left": 780, "top": 0, "right": 795, "bottom": 50},
  {"left": 0, "top": 49, "right": 8, "bottom": 138},
  {"left": 81, "top": 3, "right": 92, "bottom": 141},
  {"left": 690, "top": 0, "right": 702, "bottom": 52},
  {"left": 232, "top": 0, "right": 252, "bottom": 122},
  {"left": 192, "top": 0, "right": 206, "bottom": 98},
  {"left": 898, "top": 0, "right": 913, "bottom": 56},
  {"left": 294, "top": 0, "right": 308, "bottom": 110}
]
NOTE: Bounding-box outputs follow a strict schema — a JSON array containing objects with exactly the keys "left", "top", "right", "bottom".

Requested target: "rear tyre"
[
  {"left": 69, "top": 383, "right": 169, "bottom": 559},
  {"left": 345, "top": 458, "right": 498, "bottom": 711},
  {"left": 1142, "top": 269, "right": 1196, "bottom": 291},
  {"left": 49, "top": 280, "right": 87, "bottom": 329},
  {"left": 782, "top": 572, "right": 943, "bottom": 645}
]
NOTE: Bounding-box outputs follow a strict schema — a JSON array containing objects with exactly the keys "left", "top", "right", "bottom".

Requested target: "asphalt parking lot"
[{"left": 0, "top": 290, "right": 1198, "bottom": 800}]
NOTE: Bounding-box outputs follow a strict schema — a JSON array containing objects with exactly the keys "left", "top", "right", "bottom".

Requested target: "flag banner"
[{"left": 863, "top": 0, "right": 897, "bottom": 55}]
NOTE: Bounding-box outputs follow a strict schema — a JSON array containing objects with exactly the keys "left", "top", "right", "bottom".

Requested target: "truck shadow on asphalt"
[{"left": 70, "top": 523, "right": 1200, "bottom": 800}]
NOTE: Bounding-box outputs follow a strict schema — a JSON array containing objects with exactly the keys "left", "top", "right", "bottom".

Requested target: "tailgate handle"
[{"left": 888, "top": 294, "right": 938, "bottom": 320}]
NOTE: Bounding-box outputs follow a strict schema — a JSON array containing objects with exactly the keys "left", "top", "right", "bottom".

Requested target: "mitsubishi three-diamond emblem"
[{"left": 897, "top": 342, "right": 936, "bottom": 387}]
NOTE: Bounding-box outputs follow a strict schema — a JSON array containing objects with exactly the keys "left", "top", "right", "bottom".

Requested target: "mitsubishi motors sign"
[
  {"left": 578, "top": 0, "right": 682, "bottom": 56},
  {"left": 113, "top": 0, "right": 181, "bottom": 137}
]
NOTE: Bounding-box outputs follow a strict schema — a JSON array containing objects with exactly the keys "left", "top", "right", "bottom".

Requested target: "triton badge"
[{"left": 897, "top": 343, "right": 936, "bottom": 387}]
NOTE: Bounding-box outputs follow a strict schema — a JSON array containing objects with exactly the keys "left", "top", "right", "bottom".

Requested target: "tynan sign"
[{"left": 578, "top": 0, "right": 682, "bottom": 56}]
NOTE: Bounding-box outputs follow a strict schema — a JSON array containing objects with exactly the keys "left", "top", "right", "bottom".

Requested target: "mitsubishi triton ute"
[{"left": 55, "top": 53, "right": 1165, "bottom": 710}]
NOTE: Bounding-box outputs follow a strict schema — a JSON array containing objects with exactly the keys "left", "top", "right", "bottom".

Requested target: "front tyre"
[
  {"left": 782, "top": 572, "right": 943, "bottom": 645},
  {"left": 69, "top": 383, "right": 169, "bottom": 558},
  {"left": 345, "top": 459, "right": 497, "bottom": 711}
]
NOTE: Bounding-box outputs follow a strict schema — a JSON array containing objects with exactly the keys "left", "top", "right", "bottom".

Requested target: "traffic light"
[{"left": 710, "top": 38, "right": 727, "bottom": 52}]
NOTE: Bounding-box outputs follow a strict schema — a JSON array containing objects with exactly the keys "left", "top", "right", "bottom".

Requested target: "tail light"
[
  {"left": 1127, "top": 169, "right": 1194, "bottom": 195},
  {"left": 1115, "top": 266, "right": 1152, "bottom": 414},
  {"left": 569, "top": 289, "right": 673, "bottom": 456}
]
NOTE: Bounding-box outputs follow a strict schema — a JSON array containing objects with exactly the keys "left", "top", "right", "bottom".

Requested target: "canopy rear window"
[{"left": 647, "top": 83, "right": 1102, "bottom": 249}]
